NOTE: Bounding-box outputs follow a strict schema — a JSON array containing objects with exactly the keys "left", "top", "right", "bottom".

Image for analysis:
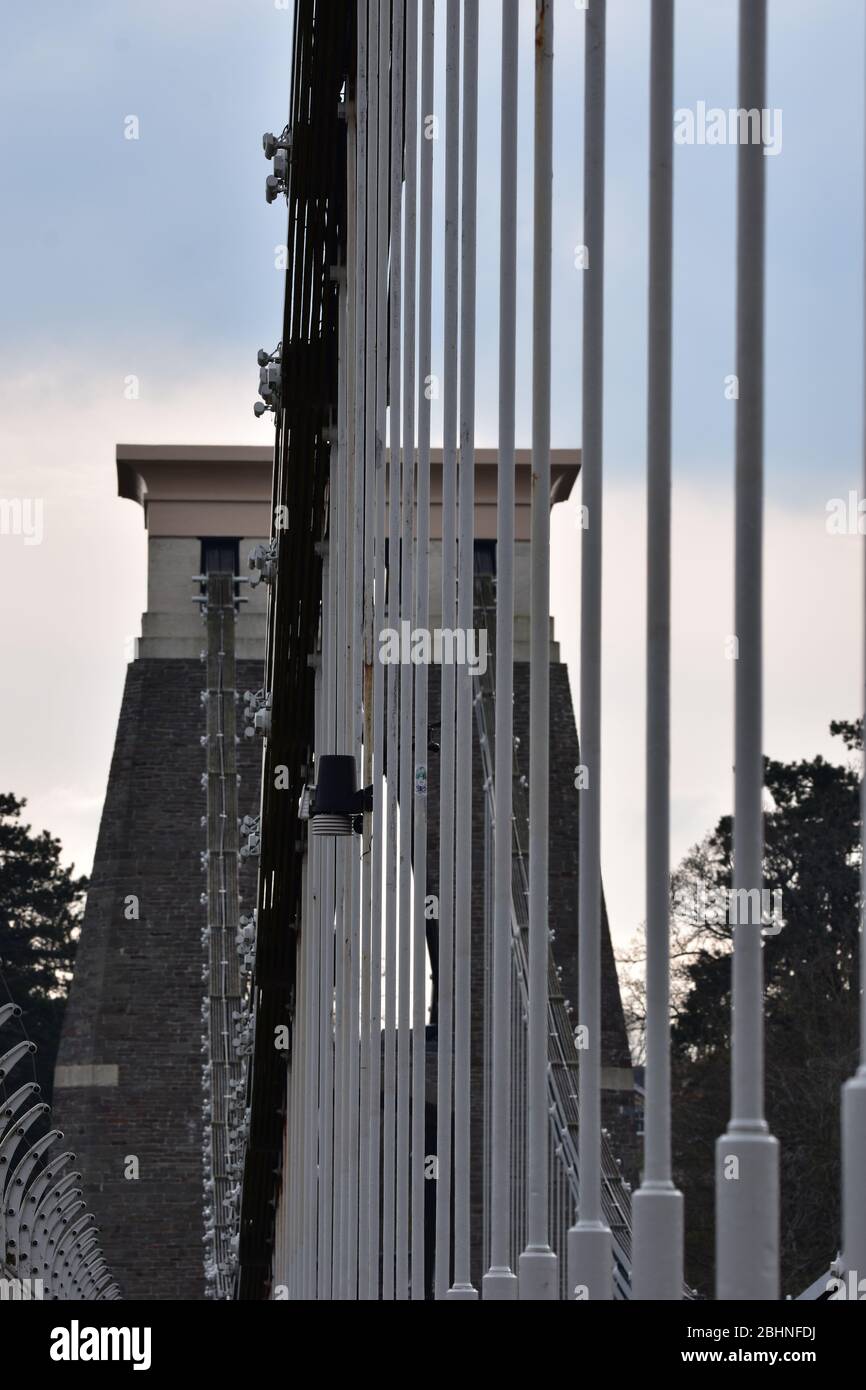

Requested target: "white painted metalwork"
[
  {"left": 243, "top": 0, "right": 862, "bottom": 1308},
  {"left": 397, "top": 0, "right": 419, "bottom": 1306},
  {"left": 383, "top": 0, "right": 405, "bottom": 1301},
  {"left": 519, "top": 0, "right": 558, "bottom": 1305},
  {"left": 434, "top": 0, "right": 461, "bottom": 1305},
  {"left": 631, "top": 0, "right": 683, "bottom": 1303},
  {"left": 0, "top": 1015, "right": 118, "bottom": 1299},
  {"left": 570, "top": 0, "right": 614, "bottom": 1304},
  {"left": 411, "top": 0, "right": 435, "bottom": 1303},
  {"left": 482, "top": 0, "right": 519, "bottom": 1305},
  {"left": 356, "top": 0, "right": 375, "bottom": 1305},
  {"left": 448, "top": 0, "right": 479, "bottom": 1305},
  {"left": 715, "top": 0, "right": 779, "bottom": 1303},
  {"left": 367, "top": 0, "right": 390, "bottom": 1299}
]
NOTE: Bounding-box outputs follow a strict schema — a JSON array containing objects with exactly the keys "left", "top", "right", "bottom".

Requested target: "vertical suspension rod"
[
  {"left": 449, "top": 0, "right": 479, "bottom": 1303},
  {"left": 411, "top": 0, "right": 436, "bottom": 1303},
  {"left": 434, "top": 0, "right": 461, "bottom": 1302},
  {"left": 483, "top": 0, "right": 520, "bottom": 1303},
  {"left": 519, "top": 0, "right": 558, "bottom": 1303},
  {"left": 569, "top": 0, "right": 613, "bottom": 1304}
]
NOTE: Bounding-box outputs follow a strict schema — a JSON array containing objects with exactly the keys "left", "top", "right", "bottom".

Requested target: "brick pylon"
[{"left": 53, "top": 446, "right": 271, "bottom": 1299}]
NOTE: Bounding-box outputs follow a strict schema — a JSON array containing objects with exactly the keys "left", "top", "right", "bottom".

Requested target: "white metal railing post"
[
  {"left": 368, "top": 0, "right": 391, "bottom": 1300},
  {"left": 300, "top": 857, "right": 312, "bottom": 1296},
  {"left": 569, "top": 0, "right": 613, "bottom": 1301},
  {"left": 307, "top": 665, "right": 323, "bottom": 1299},
  {"left": 632, "top": 0, "right": 684, "bottom": 1302},
  {"left": 317, "top": 547, "right": 335, "bottom": 1300},
  {"left": 358, "top": 0, "right": 378, "bottom": 1301},
  {"left": 482, "top": 0, "right": 520, "bottom": 1305},
  {"left": 842, "top": 11, "right": 866, "bottom": 1287},
  {"left": 299, "top": 899, "right": 310, "bottom": 1296},
  {"left": 411, "top": 0, "right": 435, "bottom": 1302},
  {"left": 447, "top": 0, "right": 480, "bottom": 1301},
  {"left": 715, "top": 0, "right": 779, "bottom": 1303},
  {"left": 333, "top": 268, "right": 351, "bottom": 1300},
  {"left": 344, "top": 71, "right": 361, "bottom": 1299},
  {"left": 383, "top": 0, "right": 406, "bottom": 1300},
  {"left": 518, "top": 0, "right": 558, "bottom": 1302},
  {"left": 288, "top": 909, "right": 304, "bottom": 1295},
  {"left": 434, "top": 0, "right": 461, "bottom": 1302},
  {"left": 448, "top": 0, "right": 479, "bottom": 1302},
  {"left": 397, "top": 0, "right": 419, "bottom": 1304}
]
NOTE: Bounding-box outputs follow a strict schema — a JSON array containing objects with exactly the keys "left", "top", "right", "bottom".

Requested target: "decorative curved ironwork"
[{"left": 0, "top": 1003, "right": 119, "bottom": 1299}]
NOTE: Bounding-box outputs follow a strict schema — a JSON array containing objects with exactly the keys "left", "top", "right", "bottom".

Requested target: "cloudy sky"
[{"left": 0, "top": 0, "right": 864, "bottom": 950}]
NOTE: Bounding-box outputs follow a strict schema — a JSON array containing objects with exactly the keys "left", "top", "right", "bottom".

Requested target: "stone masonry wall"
[{"left": 53, "top": 657, "right": 263, "bottom": 1301}]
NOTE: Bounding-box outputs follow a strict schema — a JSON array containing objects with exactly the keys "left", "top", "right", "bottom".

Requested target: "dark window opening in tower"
[
  {"left": 201, "top": 538, "right": 240, "bottom": 576},
  {"left": 473, "top": 539, "right": 496, "bottom": 576}
]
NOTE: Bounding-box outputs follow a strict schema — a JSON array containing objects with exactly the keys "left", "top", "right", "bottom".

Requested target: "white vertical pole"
[
  {"left": 435, "top": 0, "right": 460, "bottom": 1302},
  {"left": 515, "top": 973, "right": 524, "bottom": 1269},
  {"left": 358, "top": 0, "right": 378, "bottom": 1300},
  {"left": 715, "top": 0, "right": 779, "bottom": 1303},
  {"left": 332, "top": 273, "right": 348, "bottom": 1301},
  {"left": 292, "top": 899, "right": 307, "bottom": 1295},
  {"left": 288, "top": 915, "right": 297, "bottom": 1294},
  {"left": 569, "top": 0, "right": 613, "bottom": 1302},
  {"left": 482, "top": 0, "right": 519, "bottom": 1303},
  {"left": 383, "top": 0, "right": 406, "bottom": 1303},
  {"left": 384, "top": 498, "right": 399, "bottom": 1296},
  {"left": 317, "top": 550, "right": 334, "bottom": 1300},
  {"left": 342, "top": 90, "right": 358, "bottom": 1305},
  {"left": 348, "top": 9, "right": 366, "bottom": 1302},
  {"left": 303, "top": 766, "right": 314, "bottom": 1298},
  {"left": 306, "top": 674, "right": 323, "bottom": 1298},
  {"left": 368, "top": 0, "right": 391, "bottom": 1299},
  {"left": 412, "top": 0, "right": 435, "bottom": 1302},
  {"left": 285, "top": 1021, "right": 293, "bottom": 1294},
  {"left": 397, "top": 0, "right": 419, "bottom": 1305},
  {"left": 448, "top": 0, "right": 479, "bottom": 1303},
  {"left": 632, "top": 0, "right": 684, "bottom": 1302},
  {"left": 842, "top": 6, "right": 866, "bottom": 1287},
  {"left": 343, "top": 78, "right": 360, "bottom": 1299},
  {"left": 518, "top": 0, "right": 558, "bottom": 1303}
]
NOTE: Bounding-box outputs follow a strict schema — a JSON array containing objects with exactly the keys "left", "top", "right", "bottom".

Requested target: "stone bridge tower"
[{"left": 53, "top": 446, "right": 271, "bottom": 1300}]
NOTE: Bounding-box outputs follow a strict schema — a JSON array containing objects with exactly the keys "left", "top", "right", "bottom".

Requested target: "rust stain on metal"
[{"left": 535, "top": 1, "right": 546, "bottom": 50}]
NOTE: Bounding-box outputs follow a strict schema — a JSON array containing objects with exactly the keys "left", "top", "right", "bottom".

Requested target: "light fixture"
[
  {"left": 263, "top": 127, "right": 292, "bottom": 203},
  {"left": 248, "top": 540, "right": 278, "bottom": 589},
  {"left": 310, "top": 755, "right": 372, "bottom": 837},
  {"left": 257, "top": 346, "right": 282, "bottom": 407}
]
